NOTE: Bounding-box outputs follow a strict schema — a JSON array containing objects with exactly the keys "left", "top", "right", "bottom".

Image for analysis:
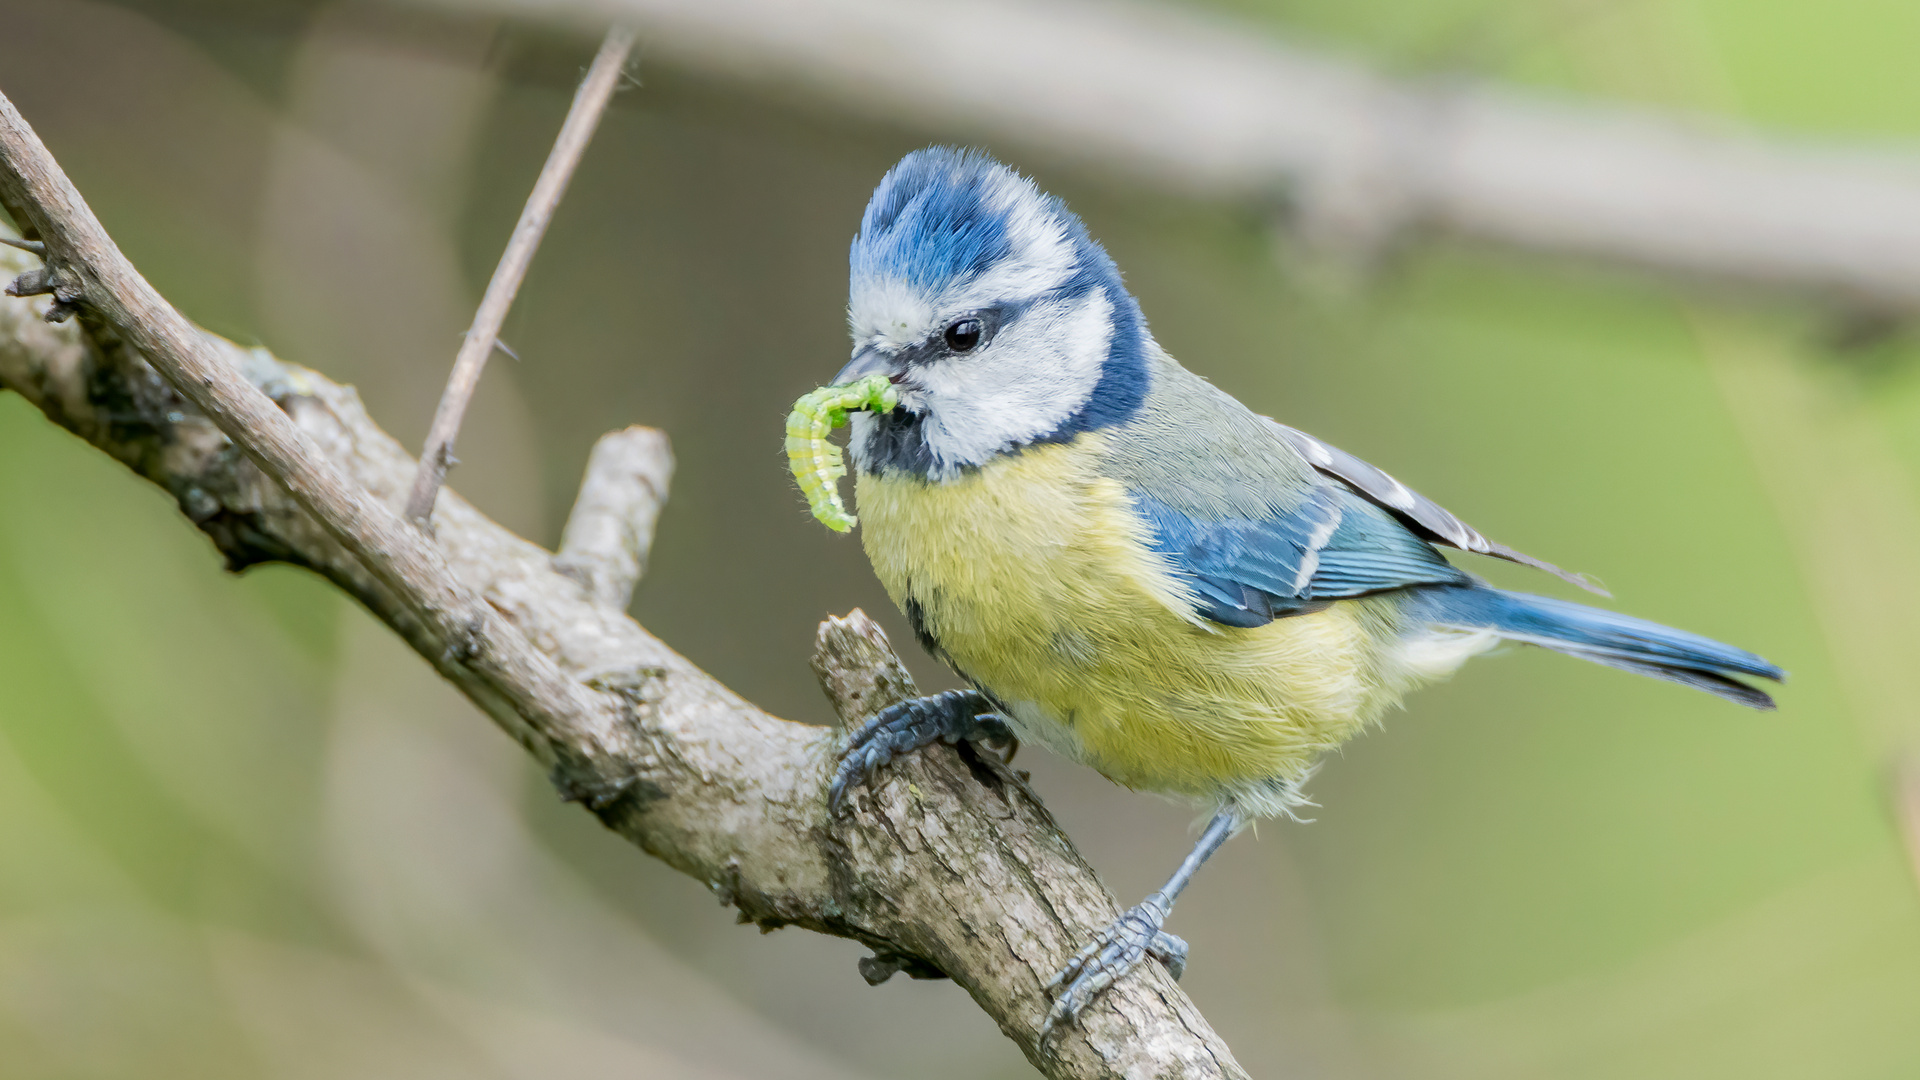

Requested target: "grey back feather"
[{"left": 1102, "top": 352, "right": 1321, "bottom": 519}]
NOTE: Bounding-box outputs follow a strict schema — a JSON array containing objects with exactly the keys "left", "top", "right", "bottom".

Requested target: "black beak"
[{"left": 833, "top": 344, "right": 895, "bottom": 387}]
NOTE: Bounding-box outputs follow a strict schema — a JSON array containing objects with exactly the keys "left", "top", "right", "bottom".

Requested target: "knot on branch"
[
  {"left": 550, "top": 752, "right": 665, "bottom": 812},
  {"left": 551, "top": 665, "right": 674, "bottom": 811},
  {"left": 858, "top": 947, "right": 948, "bottom": 985},
  {"left": 5, "top": 255, "right": 83, "bottom": 322}
]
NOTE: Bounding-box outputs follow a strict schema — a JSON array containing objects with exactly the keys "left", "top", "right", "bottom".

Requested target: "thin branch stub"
[{"left": 553, "top": 425, "right": 674, "bottom": 610}]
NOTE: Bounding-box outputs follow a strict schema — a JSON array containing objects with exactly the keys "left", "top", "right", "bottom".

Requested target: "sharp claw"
[
  {"left": 826, "top": 690, "right": 1001, "bottom": 814},
  {"left": 1045, "top": 937, "right": 1098, "bottom": 992},
  {"left": 1040, "top": 900, "right": 1187, "bottom": 1041},
  {"left": 828, "top": 742, "right": 883, "bottom": 815},
  {"left": 1155, "top": 931, "right": 1189, "bottom": 981},
  {"left": 842, "top": 718, "right": 879, "bottom": 754}
]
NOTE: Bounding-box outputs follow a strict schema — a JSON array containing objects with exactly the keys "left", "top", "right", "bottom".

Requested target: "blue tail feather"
[{"left": 1413, "top": 586, "right": 1785, "bottom": 710}]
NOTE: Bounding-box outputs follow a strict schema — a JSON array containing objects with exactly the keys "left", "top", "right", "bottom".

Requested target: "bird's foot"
[
  {"left": 828, "top": 689, "right": 1012, "bottom": 813},
  {"left": 1041, "top": 894, "right": 1188, "bottom": 1040}
]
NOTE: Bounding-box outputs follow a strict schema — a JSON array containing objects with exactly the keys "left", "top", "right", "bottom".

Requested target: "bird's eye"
[{"left": 943, "top": 317, "right": 984, "bottom": 353}]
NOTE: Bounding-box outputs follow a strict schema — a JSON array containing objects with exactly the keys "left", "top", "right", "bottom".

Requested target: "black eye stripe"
[{"left": 892, "top": 310, "right": 1002, "bottom": 368}]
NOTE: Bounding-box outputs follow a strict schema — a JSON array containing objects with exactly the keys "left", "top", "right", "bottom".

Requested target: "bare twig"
[
  {"left": 405, "top": 26, "right": 635, "bottom": 524},
  {"left": 417, "top": 0, "right": 1920, "bottom": 308},
  {"left": 554, "top": 425, "right": 673, "bottom": 609},
  {"left": 0, "top": 101, "right": 1243, "bottom": 1079}
]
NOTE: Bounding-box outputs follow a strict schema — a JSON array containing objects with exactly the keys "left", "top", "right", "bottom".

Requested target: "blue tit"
[{"left": 822, "top": 147, "right": 1784, "bottom": 1035}]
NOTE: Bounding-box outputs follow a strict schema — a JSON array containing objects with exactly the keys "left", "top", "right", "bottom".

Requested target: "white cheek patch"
[
  {"left": 913, "top": 289, "right": 1115, "bottom": 476},
  {"left": 845, "top": 169, "right": 1121, "bottom": 477}
]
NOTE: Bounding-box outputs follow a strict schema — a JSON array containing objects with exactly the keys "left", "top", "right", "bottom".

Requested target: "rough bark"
[{"left": 0, "top": 91, "right": 1243, "bottom": 1078}]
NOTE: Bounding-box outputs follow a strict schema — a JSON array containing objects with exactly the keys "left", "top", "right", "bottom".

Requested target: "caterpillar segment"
[{"left": 785, "top": 374, "right": 898, "bottom": 532}]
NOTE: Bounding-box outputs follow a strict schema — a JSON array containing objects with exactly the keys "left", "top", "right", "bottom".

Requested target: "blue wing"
[
  {"left": 1267, "top": 421, "right": 1603, "bottom": 595},
  {"left": 1132, "top": 484, "right": 1469, "bottom": 628}
]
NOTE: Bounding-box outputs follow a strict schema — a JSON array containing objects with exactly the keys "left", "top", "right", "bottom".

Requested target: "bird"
[{"left": 820, "top": 146, "right": 1784, "bottom": 1037}]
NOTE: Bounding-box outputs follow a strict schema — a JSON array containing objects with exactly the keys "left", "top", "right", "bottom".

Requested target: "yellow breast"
[{"left": 855, "top": 435, "right": 1407, "bottom": 813}]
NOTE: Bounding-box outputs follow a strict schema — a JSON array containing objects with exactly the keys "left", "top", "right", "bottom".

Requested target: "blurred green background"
[{"left": 1, "top": 0, "right": 1917, "bottom": 1076}]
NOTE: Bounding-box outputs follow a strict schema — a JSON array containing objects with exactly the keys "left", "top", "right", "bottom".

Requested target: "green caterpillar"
[{"left": 786, "top": 374, "right": 899, "bottom": 532}]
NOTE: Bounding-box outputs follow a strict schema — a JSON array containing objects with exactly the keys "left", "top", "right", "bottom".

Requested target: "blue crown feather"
[
  {"left": 853, "top": 147, "right": 1019, "bottom": 291},
  {"left": 852, "top": 148, "right": 1150, "bottom": 431}
]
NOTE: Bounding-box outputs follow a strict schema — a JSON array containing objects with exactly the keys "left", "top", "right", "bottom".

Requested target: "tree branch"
[
  {"left": 406, "top": 25, "right": 635, "bottom": 524},
  {"left": 0, "top": 97, "right": 1244, "bottom": 1078},
  {"left": 0, "top": 88, "right": 617, "bottom": 772}
]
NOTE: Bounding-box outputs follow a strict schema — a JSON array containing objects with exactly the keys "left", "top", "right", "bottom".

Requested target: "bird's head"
[{"left": 836, "top": 147, "right": 1149, "bottom": 480}]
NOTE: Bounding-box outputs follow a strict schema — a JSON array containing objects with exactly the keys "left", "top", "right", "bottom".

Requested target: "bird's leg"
[
  {"left": 1041, "top": 810, "right": 1238, "bottom": 1039},
  {"left": 829, "top": 689, "right": 1012, "bottom": 813}
]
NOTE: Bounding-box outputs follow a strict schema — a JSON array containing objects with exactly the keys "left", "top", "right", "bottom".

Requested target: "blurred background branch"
[{"left": 418, "top": 0, "right": 1920, "bottom": 308}]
